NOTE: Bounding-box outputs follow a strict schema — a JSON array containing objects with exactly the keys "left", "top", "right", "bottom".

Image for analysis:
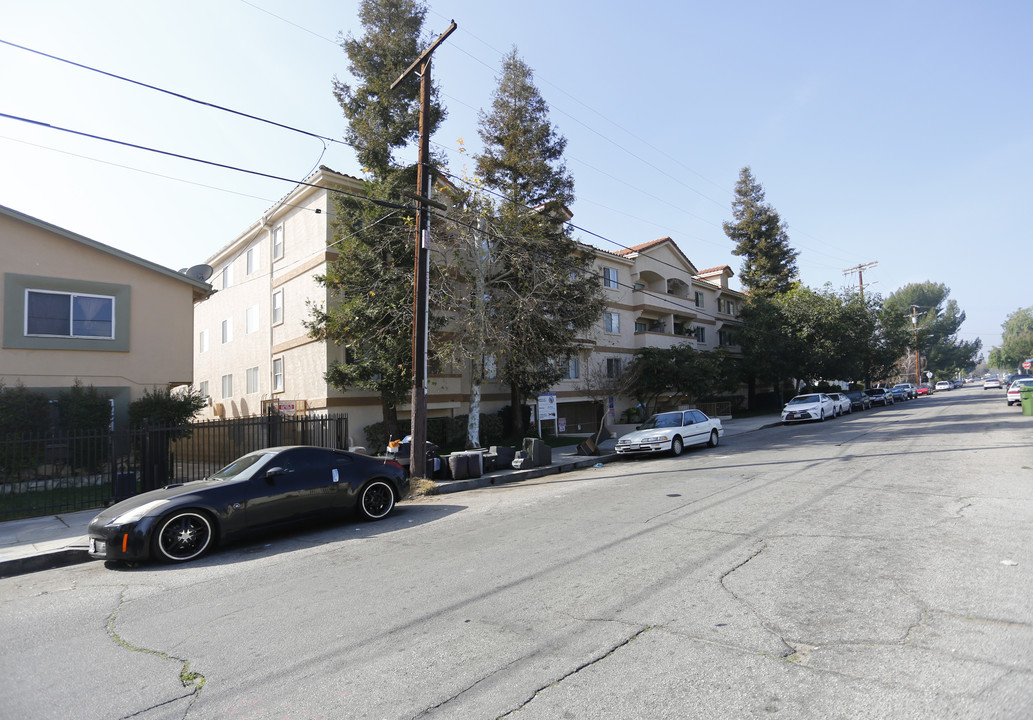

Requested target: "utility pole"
[
  {"left": 843, "top": 261, "right": 878, "bottom": 301},
  {"left": 909, "top": 305, "right": 926, "bottom": 388},
  {"left": 390, "top": 20, "right": 456, "bottom": 480}
]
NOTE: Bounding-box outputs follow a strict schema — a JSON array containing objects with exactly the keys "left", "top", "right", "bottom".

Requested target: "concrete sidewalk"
[{"left": 0, "top": 415, "right": 778, "bottom": 578}]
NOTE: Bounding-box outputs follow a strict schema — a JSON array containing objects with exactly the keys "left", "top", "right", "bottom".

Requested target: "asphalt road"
[{"left": 2, "top": 389, "right": 1031, "bottom": 719}]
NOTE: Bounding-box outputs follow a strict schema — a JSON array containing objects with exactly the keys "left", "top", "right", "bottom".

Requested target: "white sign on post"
[{"left": 537, "top": 393, "right": 557, "bottom": 437}]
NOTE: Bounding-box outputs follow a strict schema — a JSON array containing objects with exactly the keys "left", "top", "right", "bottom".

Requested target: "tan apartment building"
[
  {"left": 547, "top": 237, "right": 744, "bottom": 431},
  {"left": 192, "top": 169, "right": 743, "bottom": 448},
  {"left": 0, "top": 204, "right": 211, "bottom": 425}
]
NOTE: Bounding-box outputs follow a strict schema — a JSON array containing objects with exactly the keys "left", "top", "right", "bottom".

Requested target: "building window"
[
  {"left": 562, "top": 357, "right": 580, "bottom": 380},
  {"left": 222, "top": 263, "right": 233, "bottom": 289},
  {"left": 272, "top": 225, "right": 284, "bottom": 261},
  {"left": 246, "top": 246, "right": 258, "bottom": 276},
  {"left": 199, "top": 329, "right": 208, "bottom": 353},
  {"left": 483, "top": 355, "right": 497, "bottom": 382},
  {"left": 719, "top": 329, "right": 736, "bottom": 346},
  {"left": 602, "top": 267, "right": 618, "bottom": 289},
  {"left": 246, "top": 305, "right": 259, "bottom": 334},
  {"left": 604, "top": 312, "right": 620, "bottom": 334},
  {"left": 246, "top": 366, "right": 260, "bottom": 394},
  {"left": 198, "top": 380, "right": 209, "bottom": 401},
  {"left": 606, "top": 357, "right": 621, "bottom": 379},
  {"left": 271, "top": 290, "right": 283, "bottom": 325},
  {"left": 694, "top": 291, "right": 704, "bottom": 308},
  {"left": 696, "top": 326, "right": 706, "bottom": 344},
  {"left": 221, "top": 374, "right": 233, "bottom": 399},
  {"left": 635, "top": 320, "right": 647, "bottom": 333},
  {"left": 25, "top": 290, "right": 114, "bottom": 339},
  {"left": 272, "top": 358, "right": 284, "bottom": 392},
  {"left": 221, "top": 317, "right": 233, "bottom": 344},
  {"left": 726, "top": 300, "right": 735, "bottom": 315}
]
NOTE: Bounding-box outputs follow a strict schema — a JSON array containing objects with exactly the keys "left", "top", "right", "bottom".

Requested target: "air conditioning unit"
[{"left": 212, "top": 403, "right": 225, "bottom": 417}]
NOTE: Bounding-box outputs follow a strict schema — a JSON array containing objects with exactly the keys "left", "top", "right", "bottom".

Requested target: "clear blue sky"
[{"left": 2, "top": 0, "right": 1029, "bottom": 356}]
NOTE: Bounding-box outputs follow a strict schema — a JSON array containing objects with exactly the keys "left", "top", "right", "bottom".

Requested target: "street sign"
[
  {"left": 1023, "top": 360, "right": 1032, "bottom": 370},
  {"left": 277, "top": 400, "right": 296, "bottom": 416},
  {"left": 537, "top": 393, "right": 557, "bottom": 420}
]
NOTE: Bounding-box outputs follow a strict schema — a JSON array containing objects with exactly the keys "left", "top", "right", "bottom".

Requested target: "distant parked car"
[
  {"left": 615, "top": 409, "right": 723, "bottom": 456},
  {"left": 916, "top": 384, "right": 933, "bottom": 396},
  {"left": 1006, "top": 378, "right": 1033, "bottom": 406},
  {"left": 983, "top": 378, "right": 1002, "bottom": 390},
  {"left": 864, "top": 388, "right": 894, "bottom": 406},
  {"left": 893, "top": 383, "right": 917, "bottom": 399},
  {"left": 935, "top": 380, "right": 952, "bottom": 391},
  {"left": 781, "top": 393, "right": 837, "bottom": 423},
  {"left": 826, "top": 392, "right": 852, "bottom": 416},
  {"left": 845, "top": 390, "right": 871, "bottom": 410},
  {"left": 889, "top": 386, "right": 910, "bottom": 402}
]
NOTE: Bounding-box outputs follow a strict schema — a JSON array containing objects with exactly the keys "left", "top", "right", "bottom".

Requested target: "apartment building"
[
  {"left": 548, "top": 237, "right": 744, "bottom": 430},
  {"left": 193, "top": 167, "right": 743, "bottom": 448}
]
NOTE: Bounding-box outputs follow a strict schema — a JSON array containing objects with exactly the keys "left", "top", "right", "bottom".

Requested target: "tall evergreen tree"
[
  {"left": 473, "top": 47, "right": 603, "bottom": 437},
  {"left": 723, "top": 167, "right": 799, "bottom": 298},
  {"left": 881, "top": 282, "right": 980, "bottom": 379},
  {"left": 989, "top": 306, "right": 1033, "bottom": 371},
  {"left": 309, "top": 0, "right": 446, "bottom": 442},
  {"left": 332, "top": 0, "right": 444, "bottom": 176}
]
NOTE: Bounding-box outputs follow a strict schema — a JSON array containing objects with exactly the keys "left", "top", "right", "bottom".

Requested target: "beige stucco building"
[
  {"left": 0, "top": 204, "right": 211, "bottom": 425},
  {"left": 191, "top": 168, "right": 743, "bottom": 448}
]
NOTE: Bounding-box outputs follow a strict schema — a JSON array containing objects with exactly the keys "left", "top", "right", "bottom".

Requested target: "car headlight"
[
  {"left": 108, "top": 499, "right": 171, "bottom": 526},
  {"left": 642, "top": 434, "right": 669, "bottom": 443}
]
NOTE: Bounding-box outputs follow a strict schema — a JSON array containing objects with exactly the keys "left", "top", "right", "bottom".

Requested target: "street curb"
[
  {"left": 0, "top": 547, "right": 92, "bottom": 579},
  {"left": 432, "top": 452, "right": 619, "bottom": 494}
]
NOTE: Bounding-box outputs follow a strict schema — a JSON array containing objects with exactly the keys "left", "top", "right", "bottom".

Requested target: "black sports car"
[{"left": 87, "top": 446, "right": 408, "bottom": 564}]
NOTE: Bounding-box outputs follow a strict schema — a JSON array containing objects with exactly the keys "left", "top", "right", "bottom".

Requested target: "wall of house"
[{"left": 0, "top": 211, "right": 198, "bottom": 415}]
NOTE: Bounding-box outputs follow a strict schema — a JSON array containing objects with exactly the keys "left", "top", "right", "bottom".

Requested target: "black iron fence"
[{"left": 0, "top": 413, "right": 349, "bottom": 521}]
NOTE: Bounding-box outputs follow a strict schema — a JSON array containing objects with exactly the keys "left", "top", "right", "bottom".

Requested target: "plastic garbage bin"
[{"left": 1021, "top": 387, "right": 1033, "bottom": 416}]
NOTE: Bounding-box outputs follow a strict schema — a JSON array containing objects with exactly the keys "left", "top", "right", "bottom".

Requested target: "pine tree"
[
  {"left": 473, "top": 47, "right": 603, "bottom": 437},
  {"left": 723, "top": 167, "right": 799, "bottom": 298},
  {"left": 309, "top": 0, "right": 446, "bottom": 442},
  {"left": 332, "top": 0, "right": 444, "bottom": 175}
]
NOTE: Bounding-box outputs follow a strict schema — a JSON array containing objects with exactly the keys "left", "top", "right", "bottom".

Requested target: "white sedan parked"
[
  {"left": 616, "top": 409, "right": 724, "bottom": 456},
  {"left": 781, "top": 393, "right": 837, "bottom": 423},
  {"left": 826, "top": 392, "right": 853, "bottom": 416}
]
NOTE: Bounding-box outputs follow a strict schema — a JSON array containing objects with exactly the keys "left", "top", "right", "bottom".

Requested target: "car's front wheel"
[
  {"left": 670, "top": 436, "right": 684, "bottom": 456},
  {"left": 819, "top": 409, "right": 825, "bottom": 422},
  {"left": 358, "top": 480, "right": 395, "bottom": 520},
  {"left": 707, "top": 430, "right": 719, "bottom": 448},
  {"left": 153, "top": 511, "right": 213, "bottom": 563}
]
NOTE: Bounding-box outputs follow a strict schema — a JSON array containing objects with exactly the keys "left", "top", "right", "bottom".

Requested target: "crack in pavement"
[
  {"left": 718, "top": 539, "right": 796, "bottom": 658},
  {"left": 106, "top": 586, "right": 207, "bottom": 719},
  {"left": 494, "top": 626, "right": 655, "bottom": 719}
]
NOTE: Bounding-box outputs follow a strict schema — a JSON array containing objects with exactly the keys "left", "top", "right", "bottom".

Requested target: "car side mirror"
[{"left": 265, "top": 466, "right": 287, "bottom": 483}]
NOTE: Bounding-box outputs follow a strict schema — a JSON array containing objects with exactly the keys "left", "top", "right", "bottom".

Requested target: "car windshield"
[
  {"left": 210, "top": 451, "right": 277, "bottom": 481},
  {"left": 639, "top": 412, "right": 683, "bottom": 429},
  {"left": 788, "top": 395, "right": 819, "bottom": 405},
  {"left": 1012, "top": 379, "right": 1033, "bottom": 388}
]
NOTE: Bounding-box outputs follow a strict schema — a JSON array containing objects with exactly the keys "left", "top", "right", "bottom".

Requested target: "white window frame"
[
  {"left": 272, "top": 358, "right": 284, "bottom": 392},
  {"left": 271, "top": 290, "right": 283, "bottom": 326},
  {"left": 198, "top": 380, "right": 209, "bottom": 401},
  {"left": 694, "top": 291, "right": 704, "bottom": 308},
  {"left": 221, "top": 374, "right": 233, "bottom": 399},
  {"left": 604, "top": 312, "right": 620, "bottom": 334},
  {"left": 222, "top": 263, "right": 233, "bottom": 289},
  {"left": 246, "top": 366, "right": 260, "bottom": 394},
  {"left": 24, "top": 289, "right": 115, "bottom": 339},
  {"left": 221, "top": 317, "right": 233, "bottom": 344},
  {"left": 696, "top": 326, "right": 706, "bottom": 344},
  {"left": 606, "top": 357, "right": 621, "bottom": 379},
  {"left": 246, "top": 305, "right": 260, "bottom": 334},
  {"left": 602, "top": 267, "right": 618, "bottom": 290},
  {"left": 199, "top": 328, "right": 208, "bottom": 353},
  {"left": 562, "top": 357, "right": 580, "bottom": 380},
  {"left": 272, "top": 225, "right": 284, "bottom": 261},
  {"left": 246, "top": 246, "right": 258, "bottom": 276}
]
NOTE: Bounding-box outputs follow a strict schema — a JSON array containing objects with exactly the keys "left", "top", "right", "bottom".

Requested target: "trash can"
[{"left": 1021, "top": 387, "right": 1033, "bottom": 416}]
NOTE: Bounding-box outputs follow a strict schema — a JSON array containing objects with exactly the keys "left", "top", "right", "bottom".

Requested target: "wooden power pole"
[
  {"left": 390, "top": 20, "right": 456, "bottom": 480},
  {"left": 843, "top": 261, "right": 878, "bottom": 301}
]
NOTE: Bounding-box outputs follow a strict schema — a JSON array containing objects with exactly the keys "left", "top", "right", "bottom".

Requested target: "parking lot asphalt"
[{"left": 0, "top": 415, "right": 778, "bottom": 578}]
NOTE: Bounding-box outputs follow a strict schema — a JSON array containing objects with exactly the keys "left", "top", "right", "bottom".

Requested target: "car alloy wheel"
[
  {"left": 670, "top": 437, "right": 684, "bottom": 456},
  {"left": 154, "top": 511, "right": 213, "bottom": 563},
  {"left": 819, "top": 409, "right": 825, "bottom": 421},
  {"left": 707, "top": 430, "right": 719, "bottom": 448},
  {"left": 359, "top": 480, "right": 395, "bottom": 520}
]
